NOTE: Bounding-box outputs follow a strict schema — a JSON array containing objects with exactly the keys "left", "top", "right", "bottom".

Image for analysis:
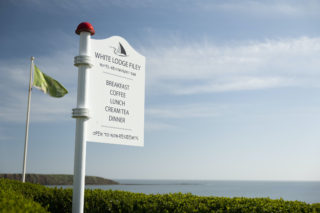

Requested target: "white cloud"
[
  {"left": 174, "top": 77, "right": 293, "bottom": 95},
  {"left": 142, "top": 37, "right": 320, "bottom": 95},
  {"left": 146, "top": 104, "right": 226, "bottom": 119},
  {"left": 8, "top": 0, "right": 320, "bottom": 19},
  {"left": 11, "top": 0, "right": 158, "bottom": 11},
  {"left": 196, "top": 0, "right": 320, "bottom": 17},
  {"left": 3, "top": 36, "right": 320, "bottom": 124},
  {"left": 144, "top": 103, "right": 227, "bottom": 131},
  {"left": 145, "top": 121, "right": 177, "bottom": 131},
  {"left": 216, "top": 1, "right": 299, "bottom": 15}
]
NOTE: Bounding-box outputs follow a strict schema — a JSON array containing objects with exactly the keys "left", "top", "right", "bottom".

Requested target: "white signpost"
[
  {"left": 72, "top": 22, "right": 145, "bottom": 213},
  {"left": 87, "top": 36, "right": 145, "bottom": 146}
]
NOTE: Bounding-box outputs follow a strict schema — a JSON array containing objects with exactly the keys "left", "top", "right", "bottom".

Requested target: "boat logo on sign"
[{"left": 111, "top": 42, "right": 128, "bottom": 57}]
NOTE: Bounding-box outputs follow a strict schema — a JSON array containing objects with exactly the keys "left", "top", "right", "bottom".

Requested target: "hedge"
[
  {"left": 0, "top": 185, "right": 48, "bottom": 213},
  {"left": 1, "top": 178, "right": 319, "bottom": 213}
]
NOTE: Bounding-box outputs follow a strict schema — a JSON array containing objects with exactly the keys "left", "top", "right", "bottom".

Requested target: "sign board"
[{"left": 87, "top": 36, "right": 145, "bottom": 146}]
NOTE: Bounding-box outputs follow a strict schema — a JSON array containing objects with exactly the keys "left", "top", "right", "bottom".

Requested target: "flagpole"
[{"left": 22, "top": 56, "right": 34, "bottom": 183}]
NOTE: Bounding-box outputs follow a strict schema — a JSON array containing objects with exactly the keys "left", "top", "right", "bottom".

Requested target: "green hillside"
[{"left": 0, "top": 174, "right": 118, "bottom": 185}]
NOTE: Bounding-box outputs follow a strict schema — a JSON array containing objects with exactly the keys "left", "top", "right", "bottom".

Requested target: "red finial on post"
[{"left": 75, "top": 22, "right": 95, "bottom": 35}]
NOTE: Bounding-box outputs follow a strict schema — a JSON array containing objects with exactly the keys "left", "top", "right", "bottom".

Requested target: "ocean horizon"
[{"left": 77, "top": 179, "right": 320, "bottom": 204}]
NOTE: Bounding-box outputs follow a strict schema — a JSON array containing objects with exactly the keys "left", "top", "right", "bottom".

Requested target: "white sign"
[{"left": 87, "top": 36, "right": 145, "bottom": 146}]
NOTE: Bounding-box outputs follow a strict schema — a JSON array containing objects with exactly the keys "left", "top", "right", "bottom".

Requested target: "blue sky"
[{"left": 1, "top": 0, "right": 320, "bottom": 181}]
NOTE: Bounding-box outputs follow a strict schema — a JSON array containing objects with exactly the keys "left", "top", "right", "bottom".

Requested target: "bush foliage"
[
  {"left": 1, "top": 178, "right": 319, "bottom": 213},
  {"left": 0, "top": 182, "right": 48, "bottom": 213}
]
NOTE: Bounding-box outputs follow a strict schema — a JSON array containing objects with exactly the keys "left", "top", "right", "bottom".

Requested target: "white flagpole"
[
  {"left": 22, "top": 56, "right": 34, "bottom": 183},
  {"left": 72, "top": 22, "right": 94, "bottom": 213}
]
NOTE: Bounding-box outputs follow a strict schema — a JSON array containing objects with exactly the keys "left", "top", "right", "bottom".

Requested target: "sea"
[{"left": 77, "top": 180, "right": 320, "bottom": 204}]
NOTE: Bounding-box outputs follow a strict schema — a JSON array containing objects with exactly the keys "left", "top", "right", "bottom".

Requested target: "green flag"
[{"left": 33, "top": 65, "right": 68, "bottom": 98}]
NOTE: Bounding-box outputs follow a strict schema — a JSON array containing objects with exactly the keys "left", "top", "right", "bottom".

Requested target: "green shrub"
[
  {"left": 1, "top": 178, "right": 319, "bottom": 213},
  {"left": 0, "top": 184, "right": 48, "bottom": 213},
  {"left": 0, "top": 178, "right": 72, "bottom": 213}
]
